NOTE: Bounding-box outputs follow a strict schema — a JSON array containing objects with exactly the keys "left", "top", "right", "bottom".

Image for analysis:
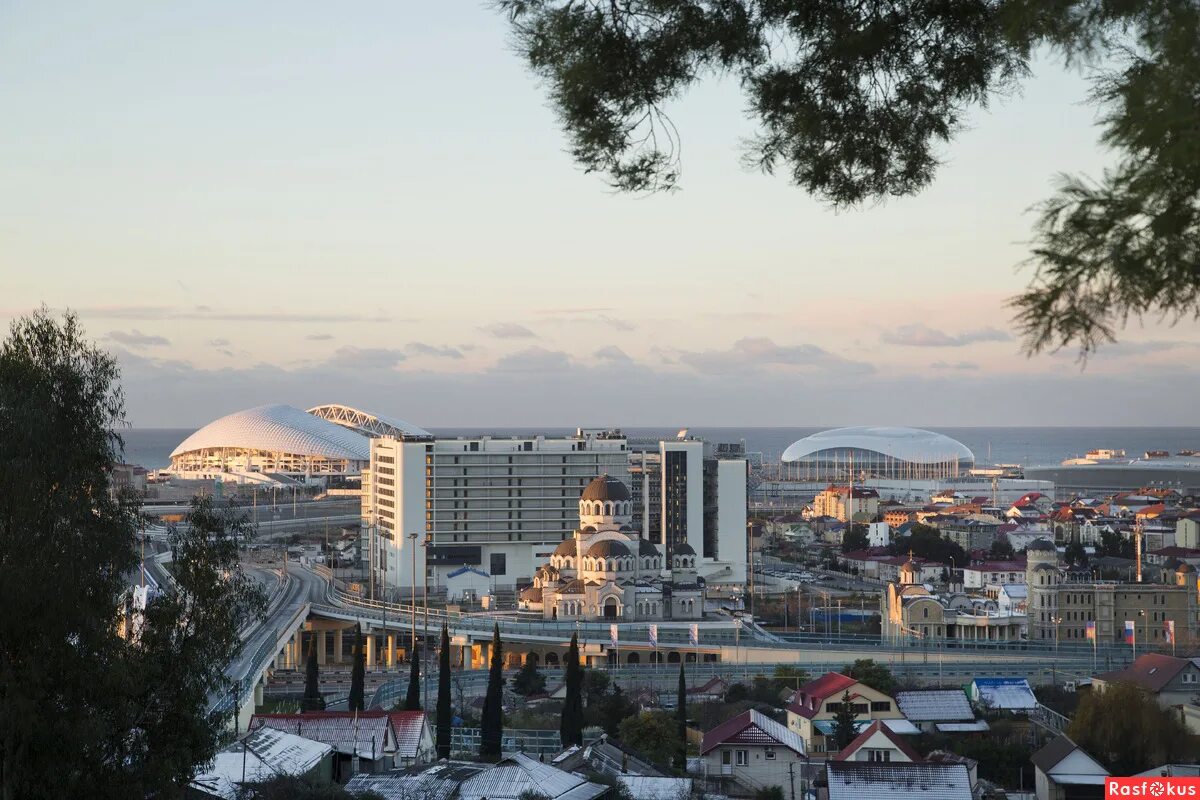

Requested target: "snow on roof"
[
  {"left": 190, "top": 726, "right": 332, "bottom": 799},
  {"left": 827, "top": 762, "right": 972, "bottom": 800},
  {"left": 617, "top": 776, "right": 693, "bottom": 800},
  {"left": 249, "top": 712, "right": 394, "bottom": 759},
  {"left": 969, "top": 678, "right": 1037, "bottom": 710},
  {"left": 387, "top": 711, "right": 430, "bottom": 758},
  {"left": 895, "top": 690, "right": 975, "bottom": 722},
  {"left": 459, "top": 753, "right": 606, "bottom": 800},
  {"left": 935, "top": 721, "right": 990, "bottom": 733},
  {"left": 701, "top": 709, "right": 806, "bottom": 756}
]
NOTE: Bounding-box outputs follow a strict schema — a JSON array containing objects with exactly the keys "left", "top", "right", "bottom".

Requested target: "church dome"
[
  {"left": 674, "top": 542, "right": 696, "bottom": 556},
  {"left": 1027, "top": 538, "right": 1057, "bottom": 553},
  {"left": 581, "top": 475, "right": 632, "bottom": 502},
  {"left": 637, "top": 539, "right": 659, "bottom": 556},
  {"left": 587, "top": 540, "right": 631, "bottom": 558},
  {"left": 553, "top": 539, "right": 578, "bottom": 556}
]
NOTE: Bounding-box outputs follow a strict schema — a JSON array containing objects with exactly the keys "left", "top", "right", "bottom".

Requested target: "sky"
[{"left": 3, "top": 1, "right": 1199, "bottom": 427}]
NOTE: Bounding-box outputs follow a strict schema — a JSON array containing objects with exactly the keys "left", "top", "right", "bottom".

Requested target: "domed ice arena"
[{"left": 166, "top": 403, "right": 429, "bottom": 485}]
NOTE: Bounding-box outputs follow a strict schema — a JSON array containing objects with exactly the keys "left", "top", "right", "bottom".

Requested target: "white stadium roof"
[
  {"left": 782, "top": 426, "right": 974, "bottom": 464},
  {"left": 307, "top": 403, "right": 430, "bottom": 438},
  {"left": 171, "top": 404, "right": 371, "bottom": 460}
]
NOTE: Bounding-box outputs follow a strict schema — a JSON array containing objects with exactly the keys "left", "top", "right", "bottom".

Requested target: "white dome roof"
[
  {"left": 171, "top": 404, "right": 371, "bottom": 460},
  {"left": 782, "top": 426, "right": 974, "bottom": 465}
]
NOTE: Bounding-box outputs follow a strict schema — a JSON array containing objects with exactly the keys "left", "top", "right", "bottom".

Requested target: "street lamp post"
[
  {"left": 408, "top": 532, "right": 419, "bottom": 655},
  {"left": 422, "top": 532, "right": 431, "bottom": 711}
]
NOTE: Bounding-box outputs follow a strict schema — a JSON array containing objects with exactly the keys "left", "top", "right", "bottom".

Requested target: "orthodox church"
[{"left": 518, "top": 475, "right": 704, "bottom": 621}]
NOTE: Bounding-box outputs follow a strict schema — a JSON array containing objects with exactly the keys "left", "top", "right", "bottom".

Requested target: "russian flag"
[{"left": 1124, "top": 620, "right": 1136, "bottom": 645}]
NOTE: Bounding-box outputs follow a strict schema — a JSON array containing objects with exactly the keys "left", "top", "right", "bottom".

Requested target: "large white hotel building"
[{"left": 362, "top": 428, "right": 747, "bottom": 595}]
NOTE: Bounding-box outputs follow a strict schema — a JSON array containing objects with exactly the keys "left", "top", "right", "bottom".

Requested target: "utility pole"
[
  {"left": 409, "top": 532, "right": 419, "bottom": 654},
  {"left": 788, "top": 761, "right": 796, "bottom": 800},
  {"left": 423, "top": 532, "right": 431, "bottom": 711}
]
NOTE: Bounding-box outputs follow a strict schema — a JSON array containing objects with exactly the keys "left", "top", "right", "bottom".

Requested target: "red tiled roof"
[
  {"left": 835, "top": 720, "right": 924, "bottom": 763},
  {"left": 786, "top": 673, "right": 858, "bottom": 719},
  {"left": 386, "top": 711, "right": 428, "bottom": 758}
]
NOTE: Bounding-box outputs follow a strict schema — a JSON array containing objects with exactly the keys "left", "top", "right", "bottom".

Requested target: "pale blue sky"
[{"left": 3, "top": 1, "right": 1198, "bottom": 426}]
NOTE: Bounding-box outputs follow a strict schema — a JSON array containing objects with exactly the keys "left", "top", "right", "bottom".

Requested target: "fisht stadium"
[
  {"left": 781, "top": 426, "right": 975, "bottom": 482},
  {"left": 166, "top": 403, "right": 429, "bottom": 484}
]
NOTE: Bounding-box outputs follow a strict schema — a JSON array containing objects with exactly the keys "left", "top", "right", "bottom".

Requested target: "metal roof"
[
  {"left": 782, "top": 426, "right": 974, "bottom": 465},
  {"left": 826, "top": 762, "right": 972, "bottom": 800},
  {"left": 895, "top": 690, "right": 975, "bottom": 722},
  {"left": 346, "top": 761, "right": 488, "bottom": 800},
  {"left": 617, "top": 776, "right": 693, "bottom": 800},
  {"left": 458, "top": 753, "right": 602, "bottom": 800},
  {"left": 249, "top": 712, "right": 394, "bottom": 759},
  {"left": 386, "top": 711, "right": 430, "bottom": 759},
  {"left": 190, "top": 727, "right": 332, "bottom": 799},
  {"left": 701, "top": 709, "right": 806, "bottom": 756},
  {"left": 306, "top": 403, "right": 431, "bottom": 438},
  {"left": 969, "top": 678, "right": 1037, "bottom": 710},
  {"left": 171, "top": 404, "right": 371, "bottom": 460}
]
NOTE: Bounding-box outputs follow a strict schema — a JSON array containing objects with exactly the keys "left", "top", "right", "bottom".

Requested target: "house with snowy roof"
[
  {"left": 825, "top": 761, "right": 972, "bottom": 800},
  {"left": 700, "top": 709, "right": 806, "bottom": 796}
]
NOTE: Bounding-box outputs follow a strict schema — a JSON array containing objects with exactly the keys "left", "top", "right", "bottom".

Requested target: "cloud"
[
  {"left": 480, "top": 322, "right": 536, "bottom": 339},
  {"left": 407, "top": 342, "right": 464, "bottom": 359},
  {"left": 306, "top": 333, "right": 334, "bottom": 341},
  {"left": 491, "top": 347, "right": 571, "bottom": 372},
  {"left": 677, "top": 337, "right": 873, "bottom": 375},
  {"left": 1051, "top": 339, "right": 1193, "bottom": 359},
  {"left": 930, "top": 361, "right": 980, "bottom": 371},
  {"left": 326, "top": 346, "right": 406, "bottom": 370},
  {"left": 70, "top": 305, "right": 392, "bottom": 323},
  {"left": 108, "top": 345, "right": 1200, "bottom": 428},
  {"left": 882, "top": 324, "right": 1011, "bottom": 347},
  {"left": 208, "top": 338, "right": 230, "bottom": 347},
  {"left": 536, "top": 308, "right": 635, "bottom": 331},
  {"left": 108, "top": 329, "right": 170, "bottom": 348},
  {"left": 594, "top": 345, "right": 633, "bottom": 363}
]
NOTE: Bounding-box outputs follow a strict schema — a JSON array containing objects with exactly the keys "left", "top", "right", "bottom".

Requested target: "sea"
[{"left": 121, "top": 426, "right": 1200, "bottom": 471}]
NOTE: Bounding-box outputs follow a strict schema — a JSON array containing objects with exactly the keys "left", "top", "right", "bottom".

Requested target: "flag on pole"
[
  {"left": 610, "top": 624, "right": 619, "bottom": 648},
  {"left": 1124, "top": 620, "right": 1136, "bottom": 645},
  {"left": 689, "top": 623, "right": 699, "bottom": 646},
  {"left": 1166, "top": 620, "right": 1176, "bottom": 645},
  {"left": 1085, "top": 620, "right": 1096, "bottom": 641},
  {"left": 648, "top": 624, "right": 658, "bottom": 648}
]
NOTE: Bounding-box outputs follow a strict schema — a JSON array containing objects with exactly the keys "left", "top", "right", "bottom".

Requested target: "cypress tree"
[
  {"left": 560, "top": 633, "right": 584, "bottom": 747},
  {"left": 405, "top": 644, "right": 421, "bottom": 711},
  {"left": 480, "top": 624, "right": 504, "bottom": 760},
  {"left": 436, "top": 624, "right": 452, "bottom": 759},
  {"left": 348, "top": 624, "right": 365, "bottom": 712},
  {"left": 301, "top": 636, "right": 325, "bottom": 712},
  {"left": 674, "top": 661, "right": 687, "bottom": 771}
]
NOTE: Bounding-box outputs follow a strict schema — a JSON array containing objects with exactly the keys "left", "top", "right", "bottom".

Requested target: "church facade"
[{"left": 518, "top": 475, "right": 704, "bottom": 621}]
